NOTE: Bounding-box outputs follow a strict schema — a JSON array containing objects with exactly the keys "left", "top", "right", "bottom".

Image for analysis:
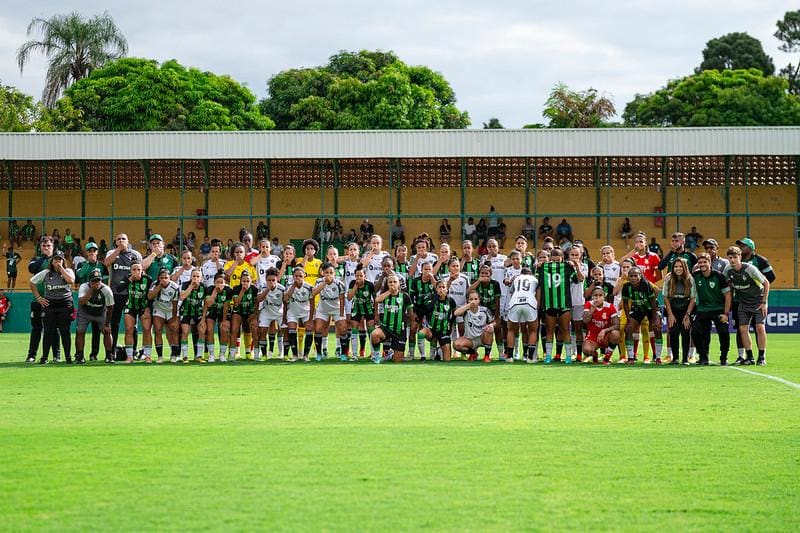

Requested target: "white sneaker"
[
  {"left": 208, "top": 356, "right": 216, "bottom": 363},
  {"left": 253, "top": 354, "right": 261, "bottom": 361},
  {"left": 170, "top": 356, "right": 178, "bottom": 363},
  {"left": 219, "top": 355, "right": 228, "bottom": 363}
]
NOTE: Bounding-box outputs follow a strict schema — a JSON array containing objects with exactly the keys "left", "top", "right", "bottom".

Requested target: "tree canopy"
[
  {"left": 57, "top": 57, "right": 274, "bottom": 131},
  {"left": 16, "top": 11, "right": 128, "bottom": 107},
  {"left": 775, "top": 10, "right": 800, "bottom": 95},
  {"left": 696, "top": 32, "right": 775, "bottom": 75},
  {"left": 0, "top": 82, "right": 46, "bottom": 131},
  {"left": 542, "top": 83, "right": 616, "bottom": 128},
  {"left": 259, "top": 50, "right": 470, "bottom": 130},
  {"left": 482, "top": 118, "right": 504, "bottom": 129},
  {"left": 622, "top": 69, "right": 800, "bottom": 127}
]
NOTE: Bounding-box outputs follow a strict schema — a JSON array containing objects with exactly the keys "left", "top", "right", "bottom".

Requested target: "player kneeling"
[
  {"left": 505, "top": 267, "right": 539, "bottom": 363},
  {"left": 583, "top": 286, "right": 621, "bottom": 365},
  {"left": 453, "top": 290, "right": 495, "bottom": 362},
  {"left": 420, "top": 280, "right": 457, "bottom": 361}
]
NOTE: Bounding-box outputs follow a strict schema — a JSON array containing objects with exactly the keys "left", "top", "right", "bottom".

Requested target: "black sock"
[
  {"left": 171, "top": 344, "right": 180, "bottom": 357},
  {"left": 758, "top": 349, "right": 765, "bottom": 359},
  {"left": 556, "top": 342, "right": 564, "bottom": 356},
  {"left": 526, "top": 345, "right": 534, "bottom": 359},
  {"left": 340, "top": 334, "right": 351, "bottom": 356},
  {"left": 288, "top": 330, "right": 298, "bottom": 356},
  {"left": 359, "top": 330, "right": 367, "bottom": 351},
  {"left": 155, "top": 344, "right": 163, "bottom": 358},
  {"left": 746, "top": 349, "right": 754, "bottom": 360},
  {"left": 314, "top": 334, "right": 323, "bottom": 355},
  {"left": 268, "top": 333, "right": 276, "bottom": 353},
  {"left": 303, "top": 332, "right": 313, "bottom": 357},
  {"left": 258, "top": 341, "right": 267, "bottom": 356},
  {"left": 504, "top": 346, "right": 513, "bottom": 359}
]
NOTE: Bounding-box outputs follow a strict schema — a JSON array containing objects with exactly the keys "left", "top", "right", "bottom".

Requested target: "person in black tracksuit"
[
  {"left": 29, "top": 251, "right": 75, "bottom": 363},
  {"left": 25, "top": 236, "right": 54, "bottom": 363}
]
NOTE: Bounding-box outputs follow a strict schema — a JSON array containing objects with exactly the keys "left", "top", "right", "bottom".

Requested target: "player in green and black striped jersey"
[
  {"left": 621, "top": 266, "right": 663, "bottom": 362},
  {"left": 229, "top": 270, "right": 259, "bottom": 361},
  {"left": 179, "top": 269, "right": 206, "bottom": 362},
  {"left": 421, "top": 280, "right": 457, "bottom": 361},
  {"left": 408, "top": 262, "right": 436, "bottom": 359},
  {"left": 460, "top": 240, "right": 481, "bottom": 283},
  {"left": 470, "top": 264, "right": 501, "bottom": 319},
  {"left": 394, "top": 244, "right": 410, "bottom": 277},
  {"left": 432, "top": 243, "right": 454, "bottom": 281},
  {"left": 123, "top": 262, "right": 154, "bottom": 362},
  {"left": 202, "top": 273, "right": 234, "bottom": 362},
  {"left": 371, "top": 274, "right": 412, "bottom": 363},
  {"left": 504, "top": 235, "right": 535, "bottom": 270},
  {"left": 535, "top": 247, "right": 583, "bottom": 363},
  {"left": 348, "top": 264, "right": 376, "bottom": 358}
]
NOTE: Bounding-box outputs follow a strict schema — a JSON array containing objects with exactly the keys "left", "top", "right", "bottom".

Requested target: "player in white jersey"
[
  {"left": 251, "top": 238, "right": 282, "bottom": 289},
  {"left": 453, "top": 291, "right": 495, "bottom": 362},
  {"left": 408, "top": 237, "right": 438, "bottom": 279},
  {"left": 256, "top": 267, "right": 285, "bottom": 358},
  {"left": 311, "top": 262, "right": 349, "bottom": 361},
  {"left": 599, "top": 245, "right": 621, "bottom": 287},
  {"left": 147, "top": 268, "right": 180, "bottom": 363},
  {"left": 502, "top": 250, "right": 524, "bottom": 358},
  {"left": 568, "top": 246, "right": 590, "bottom": 361},
  {"left": 171, "top": 250, "right": 197, "bottom": 286},
  {"left": 482, "top": 238, "right": 508, "bottom": 355},
  {"left": 283, "top": 267, "right": 314, "bottom": 361},
  {"left": 201, "top": 242, "right": 226, "bottom": 288},
  {"left": 505, "top": 267, "right": 539, "bottom": 363},
  {"left": 361, "top": 234, "right": 390, "bottom": 283},
  {"left": 445, "top": 257, "right": 470, "bottom": 336},
  {"left": 337, "top": 242, "right": 362, "bottom": 356}
]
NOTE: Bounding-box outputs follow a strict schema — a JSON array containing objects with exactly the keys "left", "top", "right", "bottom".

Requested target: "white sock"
[
  {"left": 738, "top": 348, "right": 745, "bottom": 358},
  {"left": 181, "top": 343, "right": 188, "bottom": 358},
  {"left": 196, "top": 342, "right": 204, "bottom": 358},
  {"left": 545, "top": 342, "right": 553, "bottom": 357},
  {"left": 207, "top": 343, "right": 216, "bottom": 358},
  {"left": 143, "top": 345, "right": 152, "bottom": 357},
  {"left": 125, "top": 346, "right": 134, "bottom": 358},
  {"left": 417, "top": 336, "right": 426, "bottom": 357}
]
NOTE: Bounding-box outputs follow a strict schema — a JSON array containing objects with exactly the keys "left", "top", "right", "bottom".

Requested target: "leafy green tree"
[
  {"left": 16, "top": 11, "right": 128, "bottom": 107},
  {"left": 543, "top": 83, "right": 616, "bottom": 128},
  {"left": 775, "top": 10, "right": 800, "bottom": 95},
  {"left": 483, "top": 118, "right": 504, "bottom": 129},
  {"left": 0, "top": 82, "right": 46, "bottom": 131},
  {"left": 623, "top": 69, "right": 800, "bottom": 126},
  {"left": 58, "top": 57, "right": 273, "bottom": 131},
  {"left": 260, "top": 49, "right": 470, "bottom": 129},
  {"left": 696, "top": 32, "right": 774, "bottom": 75}
]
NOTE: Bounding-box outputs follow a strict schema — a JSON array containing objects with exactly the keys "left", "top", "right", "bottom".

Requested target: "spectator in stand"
[
  {"left": 199, "top": 236, "right": 212, "bottom": 260},
  {"left": 487, "top": 206, "right": 499, "bottom": 238},
  {"left": 5, "top": 244, "right": 22, "bottom": 289},
  {"left": 360, "top": 219, "right": 374, "bottom": 244},
  {"left": 648, "top": 237, "right": 663, "bottom": 258},
  {"left": 51, "top": 228, "right": 61, "bottom": 250},
  {"left": 63, "top": 228, "right": 75, "bottom": 260},
  {"left": 391, "top": 218, "right": 405, "bottom": 247},
  {"left": 496, "top": 218, "right": 507, "bottom": 248},
  {"left": 320, "top": 219, "right": 332, "bottom": 243},
  {"left": 346, "top": 229, "right": 358, "bottom": 244},
  {"left": 256, "top": 221, "right": 269, "bottom": 241},
  {"left": 521, "top": 217, "right": 535, "bottom": 243},
  {"left": 9, "top": 220, "right": 21, "bottom": 247},
  {"left": 556, "top": 218, "right": 573, "bottom": 243},
  {"left": 172, "top": 228, "right": 185, "bottom": 251},
  {"left": 271, "top": 237, "right": 283, "bottom": 257},
  {"left": 98, "top": 239, "right": 108, "bottom": 256},
  {"left": 538, "top": 217, "right": 554, "bottom": 243},
  {"left": 22, "top": 219, "right": 36, "bottom": 244},
  {"left": 685, "top": 226, "right": 703, "bottom": 252},
  {"left": 620, "top": 217, "right": 632, "bottom": 248},
  {"left": 439, "top": 219, "right": 452, "bottom": 244},
  {"left": 332, "top": 219, "right": 344, "bottom": 241},
  {"left": 185, "top": 232, "right": 196, "bottom": 254},
  {"left": 462, "top": 217, "right": 476, "bottom": 245},
  {"left": 476, "top": 218, "right": 488, "bottom": 245},
  {"left": 701, "top": 238, "right": 729, "bottom": 273}
]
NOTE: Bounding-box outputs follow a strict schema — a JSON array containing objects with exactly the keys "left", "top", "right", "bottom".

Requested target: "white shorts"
[
  {"left": 463, "top": 335, "right": 483, "bottom": 349},
  {"left": 344, "top": 298, "right": 353, "bottom": 316},
  {"left": 259, "top": 306, "right": 283, "bottom": 328},
  {"left": 315, "top": 307, "right": 344, "bottom": 323},
  {"left": 572, "top": 304, "right": 584, "bottom": 321},
  {"left": 286, "top": 311, "right": 310, "bottom": 325},
  {"left": 507, "top": 304, "right": 538, "bottom": 324},
  {"left": 152, "top": 307, "right": 174, "bottom": 321}
]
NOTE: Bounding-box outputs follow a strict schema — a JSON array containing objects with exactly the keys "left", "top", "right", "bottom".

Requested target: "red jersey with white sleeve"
[
  {"left": 584, "top": 301, "right": 618, "bottom": 344},
  {"left": 0, "top": 297, "right": 8, "bottom": 315},
  {"left": 633, "top": 251, "right": 661, "bottom": 284}
]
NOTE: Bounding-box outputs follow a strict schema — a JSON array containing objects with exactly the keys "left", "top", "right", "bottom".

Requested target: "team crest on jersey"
[{"left": 709, "top": 281, "right": 716, "bottom": 288}]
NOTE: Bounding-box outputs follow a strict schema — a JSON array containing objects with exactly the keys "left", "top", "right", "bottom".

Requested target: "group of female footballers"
[{"left": 118, "top": 229, "right": 669, "bottom": 366}]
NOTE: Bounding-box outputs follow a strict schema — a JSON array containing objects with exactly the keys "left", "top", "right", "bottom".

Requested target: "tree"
[
  {"left": 482, "top": 118, "right": 504, "bottom": 129},
  {"left": 57, "top": 57, "right": 273, "bottom": 131},
  {"left": 260, "top": 49, "right": 470, "bottom": 130},
  {"left": 0, "top": 82, "right": 46, "bottom": 131},
  {"left": 16, "top": 11, "right": 128, "bottom": 107},
  {"left": 696, "top": 32, "right": 774, "bottom": 75},
  {"left": 775, "top": 10, "right": 800, "bottom": 95},
  {"left": 622, "top": 69, "right": 800, "bottom": 127},
  {"left": 542, "top": 83, "right": 616, "bottom": 128}
]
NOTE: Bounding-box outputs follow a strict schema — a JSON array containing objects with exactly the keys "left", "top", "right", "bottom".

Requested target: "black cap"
[
  {"left": 51, "top": 250, "right": 65, "bottom": 260},
  {"left": 90, "top": 269, "right": 102, "bottom": 281}
]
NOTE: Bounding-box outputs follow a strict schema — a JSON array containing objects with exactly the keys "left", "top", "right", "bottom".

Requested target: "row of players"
[{"left": 27, "top": 228, "right": 771, "bottom": 366}]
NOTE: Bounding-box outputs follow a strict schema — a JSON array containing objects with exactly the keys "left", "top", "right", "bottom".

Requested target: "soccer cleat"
[
  {"left": 372, "top": 353, "right": 382, "bottom": 364},
  {"left": 756, "top": 357, "right": 766, "bottom": 366},
  {"left": 38, "top": 358, "right": 47, "bottom": 365},
  {"left": 335, "top": 346, "right": 341, "bottom": 358},
  {"left": 733, "top": 357, "right": 747, "bottom": 365},
  {"left": 75, "top": 356, "right": 86, "bottom": 365},
  {"left": 602, "top": 359, "right": 611, "bottom": 366},
  {"left": 576, "top": 354, "right": 582, "bottom": 363},
  {"left": 467, "top": 353, "right": 477, "bottom": 361},
  {"left": 207, "top": 356, "right": 215, "bottom": 363},
  {"left": 553, "top": 356, "right": 561, "bottom": 363},
  {"left": 359, "top": 349, "right": 365, "bottom": 359},
  {"left": 643, "top": 357, "right": 651, "bottom": 364},
  {"left": 420, "top": 356, "right": 427, "bottom": 362},
  {"left": 169, "top": 356, "right": 177, "bottom": 364},
  {"left": 340, "top": 353, "right": 349, "bottom": 362},
  {"left": 89, "top": 355, "right": 98, "bottom": 362},
  {"left": 654, "top": 358, "right": 662, "bottom": 365},
  {"left": 627, "top": 358, "right": 636, "bottom": 364},
  {"left": 219, "top": 355, "right": 228, "bottom": 363},
  {"left": 53, "top": 356, "right": 61, "bottom": 364},
  {"left": 194, "top": 357, "right": 206, "bottom": 363},
  {"left": 617, "top": 358, "right": 627, "bottom": 364},
  {"left": 105, "top": 357, "right": 115, "bottom": 364},
  {"left": 156, "top": 356, "right": 164, "bottom": 364},
  {"left": 25, "top": 355, "right": 36, "bottom": 363},
  {"left": 564, "top": 355, "right": 572, "bottom": 365},
  {"left": 719, "top": 358, "right": 727, "bottom": 366},
  {"left": 698, "top": 359, "right": 709, "bottom": 366},
  {"left": 315, "top": 353, "right": 323, "bottom": 362},
  {"left": 743, "top": 358, "right": 755, "bottom": 366},
  {"left": 669, "top": 359, "right": 679, "bottom": 365},
  {"left": 544, "top": 355, "right": 552, "bottom": 364},
  {"left": 525, "top": 356, "right": 535, "bottom": 364},
  {"left": 182, "top": 357, "right": 190, "bottom": 364},
  {"left": 682, "top": 360, "right": 690, "bottom": 366}
]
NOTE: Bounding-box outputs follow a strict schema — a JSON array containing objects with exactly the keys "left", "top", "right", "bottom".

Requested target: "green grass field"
[{"left": 1, "top": 333, "right": 798, "bottom": 531}]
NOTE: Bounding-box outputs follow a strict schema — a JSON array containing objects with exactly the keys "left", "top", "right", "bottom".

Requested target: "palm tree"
[
  {"left": 543, "top": 82, "right": 616, "bottom": 128},
  {"left": 16, "top": 11, "right": 128, "bottom": 107}
]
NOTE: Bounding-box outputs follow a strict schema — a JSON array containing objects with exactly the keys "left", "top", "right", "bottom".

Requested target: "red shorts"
[{"left": 585, "top": 332, "right": 609, "bottom": 348}]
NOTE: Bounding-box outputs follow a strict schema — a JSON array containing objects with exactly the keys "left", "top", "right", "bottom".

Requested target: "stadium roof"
[{"left": 1, "top": 127, "right": 799, "bottom": 160}]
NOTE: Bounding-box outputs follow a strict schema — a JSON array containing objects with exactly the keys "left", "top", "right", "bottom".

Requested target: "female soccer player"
[
  {"left": 582, "top": 286, "right": 620, "bottom": 365},
  {"left": 505, "top": 266, "right": 539, "bottom": 363},
  {"left": 568, "top": 246, "right": 590, "bottom": 362},
  {"left": 505, "top": 235, "right": 535, "bottom": 270},
  {"left": 202, "top": 273, "right": 233, "bottom": 362},
  {"left": 361, "top": 234, "right": 390, "bottom": 284},
  {"left": 123, "top": 262, "right": 153, "bottom": 363},
  {"left": 622, "top": 266, "right": 663, "bottom": 364},
  {"left": 536, "top": 248, "right": 583, "bottom": 364},
  {"left": 394, "top": 244, "right": 410, "bottom": 277},
  {"left": 469, "top": 264, "right": 502, "bottom": 353},
  {"left": 171, "top": 250, "right": 196, "bottom": 286},
  {"left": 229, "top": 270, "right": 259, "bottom": 362},
  {"left": 481, "top": 238, "right": 508, "bottom": 356},
  {"left": 421, "top": 280, "right": 457, "bottom": 361},
  {"left": 408, "top": 236, "right": 438, "bottom": 279},
  {"left": 311, "top": 262, "right": 348, "bottom": 361},
  {"left": 445, "top": 257, "right": 470, "bottom": 338},
  {"left": 460, "top": 240, "right": 480, "bottom": 283},
  {"left": 256, "top": 267, "right": 285, "bottom": 359},
  {"left": 371, "top": 274, "right": 412, "bottom": 363},
  {"left": 283, "top": 267, "right": 314, "bottom": 361},
  {"left": 148, "top": 268, "right": 180, "bottom": 363},
  {"left": 179, "top": 269, "right": 206, "bottom": 362},
  {"left": 453, "top": 290, "right": 495, "bottom": 362},
  {"left": 348, "top": 264, "right": 376, "bottom": 358},
  {"left": 433, "top": 243, "right": 453, "bottom": 280},
  {"left": 408, "top": 261, "right": 436, "bottom": 360}
]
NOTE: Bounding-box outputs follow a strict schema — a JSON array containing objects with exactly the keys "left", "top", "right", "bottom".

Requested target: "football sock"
[
  {"left": 303, "top": 332, "right": 314, "bottom": 357},
  {"left": 545, "top": 342, "right": 553, "bottom": 358},
  {"left": 155, "top": 344, "right": 163, "bottom": 358},
  {"left": 633, "top": 332, "right": 640, "bottom": 356},
  {"left": 758, "top": 349, "right": 765, "bottom": 360},
  {"left": 314, "top": 333, "right": 323, "bottom": 356},
  {"left": 417, "top": 333, "right": 427, "bottom": 358},
  {"left": 206, "top": 343, "right": 215, "bottom": 358},
  {"left": 259, "top": 341, "right": 267, "bottom": 357},
  {"left": 268, "top": 333, "right": 276, "bottom": 353},
  {"left": 359, "top": 330, "right": 367, "bottom": 352},
  {"left": 180, "top": 340, "right": 188, "bottom": 359},
  {"left": 143, "top": 345, "right": 152, "bottom": 358},
  {"left": 556, "top": 341, "right": 564, "bottom": 357},
  {"left": 340, "top": 333, "right": 351, "bottom": 356},
  {"left": 654, "top": 339, "right": 662, "bottom": 360},
  {"left": 504, "top": 346, "right": 513, "bottom": 359},
  {"left": 171, "top": 344, "right": 180, "bottom": 358},
  {"left": 626, "top": 339, "right": 634, "bottom": 358},
  {"left": 746, "top": 349, "right": 754, "bottom": 360},
  {"left": 527, "top": 344, "right": 536, "bottom": 359},
  {"left": 288, "top": 329, "right": 298, "bottom": 357},
  {"left": 125, "top": 345, "right": 133, "bottom": 359}
]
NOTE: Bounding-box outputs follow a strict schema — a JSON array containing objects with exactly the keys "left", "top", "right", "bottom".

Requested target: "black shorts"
[
  {"left": 412, "top": 305, "right": 432, "bottom": 322},
  {"left": 431, "top": 331, "right": 451, "bottom": 346},
  {"left": 180, "top": 315, "right": 202, "bottom": 326},
  {"left": 125, "top": 307, "right": 148, "bottom": 319},
  {"left": 351, "top": 313, "right": 374, "bottom": 323},
  {"left": 206, "top": 309, "right": 229, "bottom": 323},
  {"left": 544, "top": 307, "right": 570, "bottom": 318},
  {"left": 377, "top": 325, "right": 407, "bottom": 352},
  {"left": 7, "top": 272, "right": 16, "bottom": 279},
  {"left": 232, "top": 312, "right": 253, "bottom": 332},
  {"left": 629, "top": 307, "right": 657, "bottom": 324}
]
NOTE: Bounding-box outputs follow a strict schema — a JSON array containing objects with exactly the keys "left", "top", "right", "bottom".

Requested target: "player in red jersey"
[
  {"left": 622, "top": 232, "right": 662, "bottom": 284},
  {"left": 582, "top": 286, "right": 620, "bottom": 364}
]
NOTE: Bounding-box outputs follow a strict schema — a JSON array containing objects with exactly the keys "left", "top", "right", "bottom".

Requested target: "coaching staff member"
[{"left": 103, "top": 233, "right": 143, "bottom": 349}]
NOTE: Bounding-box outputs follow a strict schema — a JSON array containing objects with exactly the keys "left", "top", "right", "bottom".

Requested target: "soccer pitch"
[{"left": 1, "top": 333, "right": 798, "bottom": 531}]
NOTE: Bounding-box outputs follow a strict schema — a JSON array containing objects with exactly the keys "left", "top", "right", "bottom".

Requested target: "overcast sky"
[{"left": 0, "top": 0, "right": 796, "bottom": 128}]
